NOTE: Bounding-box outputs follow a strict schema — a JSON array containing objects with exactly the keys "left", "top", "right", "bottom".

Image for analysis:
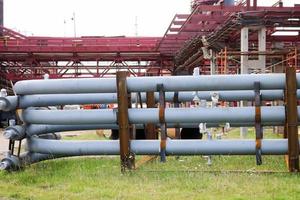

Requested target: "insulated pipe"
[
  {"left": 0, "top": 96, "right": 18, "bottom": 111},
  {"left": 25, "top": 122, "right": 282, "bottom": 136},
  {"left": 14, "top": 73, "right": 300, "bottom": 95},
  {"left": 3, "top": 125, "right": 25, "bottom": 140},
  {"left": 0, "top": 152, "right": 63, "bottom": 171},
  {"left": 20, "top": 152, "right": 61, "bottom": 166},
  {"left": 7, "top": 90, "right": 299, "bottom": 109},
  {"left": 21, "top": 106, "right": 290, "bottom": 125},
  {"left": 27, "top": 138, "right": 299, "bottom": 156}
]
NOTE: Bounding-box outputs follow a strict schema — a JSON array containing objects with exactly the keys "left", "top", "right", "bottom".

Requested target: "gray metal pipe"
[
  {"left": 0, "top": 152, "right": 62, "bottom": 171},
  {"left": 21, "top": 106, "right": 289, "bottom": 125},
  {"left": 7, "top": 90, "right": 296, "bottom": 109},
  {"left": 14, "top": 73, "right": 299, "bottom": 95},
  {"left": 27, "top": 138, "right": 298, "bottom": 156},
  {"left": 0, "top": 96, "right": 18, "bottom": 111},
  {"left": 25, "top": 122, "right": 281, "bottom": 136}
]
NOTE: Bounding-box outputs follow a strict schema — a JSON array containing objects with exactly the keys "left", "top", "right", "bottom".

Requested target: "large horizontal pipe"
[
  {"left": 22, "top": 106, "right": 290, "bottom": 125},
  {"left": 25, "top": 122, "right": 282, "bottom": 136},
  {"left": 27, "top": 138, "right": 298, "bottom": 155},
  {"left": 0, "top": 90, "right": 287, "bottom": 110},
  {"left": 14, "top": 73, "right": 300, "bottom": 94},
  {"left": 4, "top": 90, "right": 298, "bottom": 109}
]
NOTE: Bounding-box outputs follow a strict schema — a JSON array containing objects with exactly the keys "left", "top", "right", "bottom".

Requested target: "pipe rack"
[{"left": 1, "top": 71, "right": 299, "bottom": 172}]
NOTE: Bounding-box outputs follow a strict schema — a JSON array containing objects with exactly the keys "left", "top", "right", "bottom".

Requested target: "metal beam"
[
  {"left": 145, "top": 91, "right": 157, "bottom": 139},
  {"left": 285, "top": 67, "right": 299, "bottom": 172},
  {"left": 116, "top": 71, "right": 134, "bottom": 172}
]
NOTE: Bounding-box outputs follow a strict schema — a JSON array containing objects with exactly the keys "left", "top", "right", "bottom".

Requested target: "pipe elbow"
[
  {"left": 0, "top": 96, "right": 18, "bottom": 111},
  {"left": 0, "top": 155, "right": 21, "bottom": 171},
  {"left": 3, "top": 125, "right": 26, "bottom": 140}
]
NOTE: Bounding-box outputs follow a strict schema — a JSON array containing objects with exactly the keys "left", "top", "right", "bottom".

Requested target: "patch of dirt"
[{"left": 0, "top": 128, "right": 9, "bottom": 159}]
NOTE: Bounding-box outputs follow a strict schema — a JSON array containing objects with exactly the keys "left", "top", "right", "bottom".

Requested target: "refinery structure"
[
  {"left": 1, "top": 0, "right": 300, "bottom": 173},
  {"left": 0, "top": 0, "right": 299, "bottom": 87}
]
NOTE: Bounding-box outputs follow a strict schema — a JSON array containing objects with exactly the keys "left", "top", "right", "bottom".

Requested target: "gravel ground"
[{"left": 0, "top": 129, "right": 8, "bottom": 159}]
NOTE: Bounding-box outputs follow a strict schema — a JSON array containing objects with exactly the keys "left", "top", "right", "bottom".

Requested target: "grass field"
[{"left": 0, "top": 128, "right": 299, "bottom": 200}]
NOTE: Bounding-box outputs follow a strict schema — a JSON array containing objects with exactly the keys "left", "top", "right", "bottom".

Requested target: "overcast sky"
[{"left": 3, "top": 0, "right": 300, "bottom": 37}]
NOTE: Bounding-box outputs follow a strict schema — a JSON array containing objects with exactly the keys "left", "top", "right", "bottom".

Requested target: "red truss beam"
[
  {"left": 0, "top": 33, "right": 162, "bottom": 54},
  {"left": 157, "top": 2, "right": 300, "bottom": 56},
  {"left": 0, "top": 26, "right": 175, "bottom": 80}
]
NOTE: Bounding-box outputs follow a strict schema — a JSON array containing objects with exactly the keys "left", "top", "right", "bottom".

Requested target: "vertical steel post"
[
  {"left": 285, "top": 67, "right": 299, "bottom": 172},
  {"left": 116, "top": 71, "right": 134, "bottom": 172},
  {"left": 254, "top": 81, "right": 262, "bottom": 165},
  {"left": 0, "top": 0, "right": 3, "bottom": 36},
  {"left": 173, "top": 92, "right": 181, "bottom": 140},
  {"left": 157, "top": 84, "right": 166, "bottom": 162},
  {"left": 253, "top": 0, "right": 257, "bottom": 10},
  {"left": 246, "top": 0, "right": 251, "bottom": 10},
  {"left": 145, "top": 91, "right": 157, "bottom": 139}
]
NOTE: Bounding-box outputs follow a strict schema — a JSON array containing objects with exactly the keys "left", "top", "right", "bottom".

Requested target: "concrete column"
[
  {"left": 258, "top": 27, "right": 266, "bottom": 72},
  {"left": 240, "top": 27, "right": 249, "bottom": 74},
  {"left": 240, "top": 26, "right": 266, "bottom": 138},
  {"left": 240, "top": 27, "right": 249, "bottom": 138}
]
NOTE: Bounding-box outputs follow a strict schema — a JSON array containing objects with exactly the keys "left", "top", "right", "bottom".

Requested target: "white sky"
[{"left": 3, "top": 0, "right": 300, "bottom": 37}]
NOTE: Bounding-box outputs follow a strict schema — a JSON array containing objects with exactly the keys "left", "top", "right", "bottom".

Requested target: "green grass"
[
  {"left": 61, "top": 130, "right": 110, "bottom": 140},
  {"left": 0, "top": 128, "right": 299, "bottom": 200}
]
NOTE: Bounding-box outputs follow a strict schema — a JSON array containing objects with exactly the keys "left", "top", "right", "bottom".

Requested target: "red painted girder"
[
  {"left": 195, "top": 5, "right": 300, "bottom": 12},
  {"left": 0, "top": 46, "right": 159, "bottom": 53},
  {"left": 0, "top": 53, "right": 172, "bottom": 62},
  {"left": 187, "top": 14, "right": 229, "bottom": 23},
  {"left": 175, "top": 14, "right": 189, "bottom": 19}
]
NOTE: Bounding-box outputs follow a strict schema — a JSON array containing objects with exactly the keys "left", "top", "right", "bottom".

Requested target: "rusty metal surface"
[
  {"left": 173, "top": 92, "right": 181, "bottom": 139},
  {"left": 116, "top": 71, "right": 134, "bottom": 172},
  {"left": 285, "top": 67, "right": 299, "bottom": 172},
  {"left": 254, "top": 81, "right": 262, "bottom": 165},
  {"left": 157, "top": 84, "right": 167, "bottom": 162},
  {"left": 145, "top": 91, "right": 157, "bottom": 139}
]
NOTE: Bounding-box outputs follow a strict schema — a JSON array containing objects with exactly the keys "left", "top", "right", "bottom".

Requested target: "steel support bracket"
[
  {"left": 157, "top": 84, "right": 167, "bottom": 162},
  {"left": 254, "top": 81, "right": 262, "bottom": 165},
  {"left": 285, "top": 67, "right": 299, "bottom": 172},
  {"left": 145, "top": 91, "right": 157, "bottom": 139},
  {"left": 116, "top": 71, "right": 135, "bottom": 172},
  {"left": 173, "top": 92, "right": 181, "bottom": 139}
]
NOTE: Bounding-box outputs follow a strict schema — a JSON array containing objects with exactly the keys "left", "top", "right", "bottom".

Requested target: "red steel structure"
[{"left": 1, "top": 0, "right": 300, "bottom": 89}]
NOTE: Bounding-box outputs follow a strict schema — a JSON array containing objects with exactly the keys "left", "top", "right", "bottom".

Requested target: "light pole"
[{"left": 71, "top": 12, "right": 76, "bottom": 37}]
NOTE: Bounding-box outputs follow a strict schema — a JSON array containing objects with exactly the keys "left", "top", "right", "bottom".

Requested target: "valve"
[
  {"left": 0, "top": 153, "right": 21, "bottom": 171},
  {"left": 3, "top": 125, "right": 26, "bottom": 140}
]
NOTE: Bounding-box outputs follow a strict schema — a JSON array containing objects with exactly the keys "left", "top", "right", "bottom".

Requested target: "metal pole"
[
  {"left": 285, "top": 67, "right": 299, "bottom": 172},
  {"left": 145, "top": 91, "right": 157, "bottom": 139},
  {"left": 174, "top": 92, "right": 181, "bottom": 140},
  {"left": 116, "top": 71, "right": 134, "bottom": 172}
]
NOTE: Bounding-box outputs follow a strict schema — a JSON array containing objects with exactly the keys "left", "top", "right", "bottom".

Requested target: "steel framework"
[{"left": 1, "top": 1, "right": 300, "bottom": 84}]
